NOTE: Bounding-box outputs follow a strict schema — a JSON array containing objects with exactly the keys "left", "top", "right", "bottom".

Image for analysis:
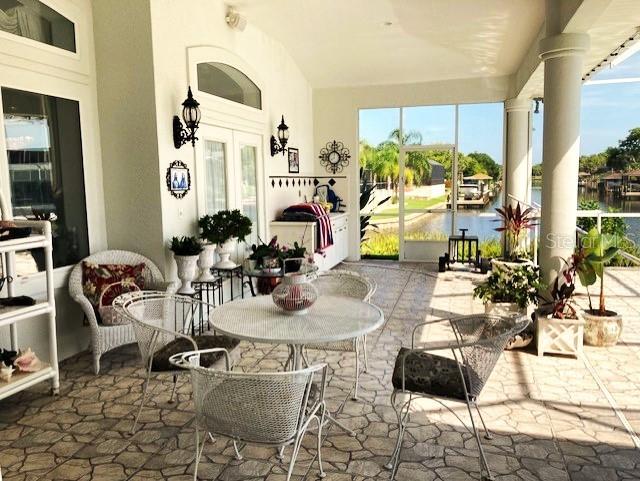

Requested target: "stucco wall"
[{"left": 148, "top": 0, "right": 315, "bottom": 277}]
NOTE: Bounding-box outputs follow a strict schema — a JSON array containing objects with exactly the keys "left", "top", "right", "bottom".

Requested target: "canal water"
[{"left": 405, "top": 187, "right": 640, "bottom": 242}]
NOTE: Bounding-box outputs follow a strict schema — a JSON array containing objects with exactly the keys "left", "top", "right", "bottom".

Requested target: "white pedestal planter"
[
  {"left": 583, "top": 310, "right": 622, "bottom": 347},
  {"left": 484, "top": 301, "right": 532, "bottom": 349},
  {"left": 197, "top": 244, "right": 216, "bottom": 281},
  {"left": 215, "top": 238, "right": 237, "bottom": 269},
  {"left": 535, "top": 309, "right": 584, "bottom": 358},
  {"left": 174, "top": 255, "right": 199, "bottom": 294}
]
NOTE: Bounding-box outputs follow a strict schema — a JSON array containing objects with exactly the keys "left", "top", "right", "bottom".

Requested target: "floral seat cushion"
[
  {"left": 391, "top": 347, "right": 478, "bottom": 401},
  {"left": 81, "top": 262, "right": 146, "bottom": 323},
  {"left": 151, "top": 335, "right": 240, "bottom": 372}
]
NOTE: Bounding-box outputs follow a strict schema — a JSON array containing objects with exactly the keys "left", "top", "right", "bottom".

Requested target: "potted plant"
[
  {"left": 280, "top": 241, "right": 307, "bottom": 273},
  {"left": 492, "top": 202, "right": 537, "bottom": 272},
  {"left": 169, "top": 236, "right": 203, "bottom": 294},
  {"left": 198, "top": 209, "right": 252, "bottom": 269},
  {"left": 473, "top": 263, "right": 542, "bottom": 349},
  {"left": 535, "top": 251, "right": 586, "bottom": 357},
  {"left": 577, "top": 228, "right": 622, "bottom": 346}
]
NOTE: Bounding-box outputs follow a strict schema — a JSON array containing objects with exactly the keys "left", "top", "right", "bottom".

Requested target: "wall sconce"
[
  {"left": 173, "top": 87, "right": 201, "bottom": 149},
  {"left": 533, "top": 97, "right": 543, "bottom": 114},
  {"left": 270, "top": 115, "right": 289, "bottom": 156}
]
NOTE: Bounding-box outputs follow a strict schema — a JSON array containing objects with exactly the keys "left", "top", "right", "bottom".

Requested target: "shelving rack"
[{"left": 0, "top": 216, "right": 58, "bottom": 400}]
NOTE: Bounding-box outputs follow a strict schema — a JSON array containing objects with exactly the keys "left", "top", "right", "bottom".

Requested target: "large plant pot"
[
  {"left": 215, "top": 238, "right": 237, "bottom": 269},
  {"left": 484, "top": 301, "right": 533, "bottom": 349},
  {"left": 491, "top": 258, "right": 533, "bottom": 274},
  {"left": 174, "top": 255, "right": 199, "bottom": 294},
  {"left": 535, "top": 308, "right": 584, "bottom": 358},
  {"left": 582, "top": 310, "right": 622, "bottom": 347},
  {"left": 197, "top": 244, "right": 216, "bottom": 281}
]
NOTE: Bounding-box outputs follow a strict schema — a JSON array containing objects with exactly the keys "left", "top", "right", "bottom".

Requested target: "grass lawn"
[{"left": 371, "top": 194, "right": 447, "bottom": 222}]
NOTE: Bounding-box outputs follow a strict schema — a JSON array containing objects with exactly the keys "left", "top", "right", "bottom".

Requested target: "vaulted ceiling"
[{"left": 234, "top": 0, "right": 545, "bottom": 88}]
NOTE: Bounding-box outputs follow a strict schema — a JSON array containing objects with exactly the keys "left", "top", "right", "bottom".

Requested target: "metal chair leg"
[
  {"left": 352, "top": 343, "right": 360, "bottom": 400},
  {"left": 474, "top": 402, "right": 494, "bottom": 440},
  {"left": 465, "top": 398, "right": 494, "bottom": 481},
  {"left": 233, "top": 441, "right": 245, "bottom": 460},
  {"left": 286, "top": 433, "right": 304, "bottom": 481},
  {"left": 169, "top": 375, "right": 178, "bottom": 403},
  {"left": 192, "top": 425, "right": 206, "bottom": 481},
  {"left": 363, "top": 336, "right": 369, "bottom": 372},
  {"left": 384, "top": 392, "right": 412, "bottom": 477},
  {"left": 131, "top": 367, "right": 153, "bottom": 435},
  {"left": 315, "top": 414, "right": 326, "bottom": 478}
]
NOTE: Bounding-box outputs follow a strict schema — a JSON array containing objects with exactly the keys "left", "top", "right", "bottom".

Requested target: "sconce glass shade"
[
  {"left": 181, "top": 86, "right": 201, "bottom": 128},
  {"left": 277, "top": 115, "right": 289, "bottom": 142}
]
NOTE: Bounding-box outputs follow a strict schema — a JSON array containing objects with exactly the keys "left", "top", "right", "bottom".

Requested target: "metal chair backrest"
[
  {"left": 113, "top": 291, "right": 207, "bottom": 364},
  {"left": 313, "top": 270, "right": 376, "bottom": 301},
  {"left": 172, "top": 350, "right": 326, "bottom": 445},
  {"left": 449, "top": 315, "right": 529, "bottom": 398}
]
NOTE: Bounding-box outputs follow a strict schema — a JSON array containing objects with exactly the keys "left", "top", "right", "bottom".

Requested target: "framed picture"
[
  {"left": 166, "top": 160, "right": 191, "bottom": 199},
  {"left": 288, "top": 148, "right": 299, "bottom": 173}
]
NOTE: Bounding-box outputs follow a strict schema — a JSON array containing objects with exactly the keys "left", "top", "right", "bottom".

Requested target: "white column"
[
  {"left": 538, "top": 30, "right": 589, "bottom": 284},
  {"left": 504, "top": 98, "right": 532, "bottom": 208}
]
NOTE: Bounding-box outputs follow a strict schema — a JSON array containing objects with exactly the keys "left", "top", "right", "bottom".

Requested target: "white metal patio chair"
[
  {"left": 170, "top": 349, "right": 328, "bottom": 481},
  {"left": 68, "top": 250, "right": 177, "bottom": 374},
  {"left": 386, "top": 314, "right": 530, "bottom": 481},
  {"left": 113, "top": 291, "right": 239, "bottom": 434},
  {"left": 305, "top": 269, "right": 376, "bottom": 399}
]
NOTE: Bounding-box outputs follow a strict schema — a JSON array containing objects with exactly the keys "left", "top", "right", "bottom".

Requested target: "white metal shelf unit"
[{"left": 0, "top": 219, "right": 59, "bottom": 400}]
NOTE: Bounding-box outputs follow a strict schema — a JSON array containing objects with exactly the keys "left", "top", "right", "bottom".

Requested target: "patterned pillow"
[{"left": 81, "top": 262, "right": 146, "bottom": 323}]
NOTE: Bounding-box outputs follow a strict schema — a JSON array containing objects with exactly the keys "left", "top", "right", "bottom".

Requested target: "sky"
[{"left": 360, "top": 51, "right": 640, "bottom": 166}]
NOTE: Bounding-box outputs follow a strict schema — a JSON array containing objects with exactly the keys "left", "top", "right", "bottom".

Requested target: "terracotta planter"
[
  {"left": 582, "top": 309, "right": 622, "bottom": 347},
  {"left": 484, "top": 301, "right": 533, "bottom": 349}
]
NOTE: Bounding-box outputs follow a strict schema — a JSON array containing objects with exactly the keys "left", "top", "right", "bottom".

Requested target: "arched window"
[{"left": 197, "top": 62, "right": 262, "bottom": 110}]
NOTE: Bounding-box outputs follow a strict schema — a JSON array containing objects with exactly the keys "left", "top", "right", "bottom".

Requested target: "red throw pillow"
[{"left": 81, "top": 262, "right": 146, "bottom": 323}]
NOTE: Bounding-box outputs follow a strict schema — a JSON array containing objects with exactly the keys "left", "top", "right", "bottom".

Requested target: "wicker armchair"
[
  {"left": 68, "top": 250, "right": 177, "bottom": 374},
  {"left": 385, "top": 314, "right": 530, "bottom": 481},
  {"left": 113, "top": 291, "right": 239, "bottom": 434},
  {"left": 170, "top": 349, "right": 328, "bottom": 481},
  {"left": 306, "top": 270, "right": 376, "bottom": 399}
]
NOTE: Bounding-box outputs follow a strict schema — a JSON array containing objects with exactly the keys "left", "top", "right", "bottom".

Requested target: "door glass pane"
[
  {"left": 456, "top": 103, "right": 505, "bottom": 259},
  {"left": 403, "top": 105, "right": 456, "bottom": 146},
  {"left": 2, "top": 87, "right": 89, "bottom": 274},
  {"left": 204, "top": 140, "right": 226, "bottom": 213},
  {"left": 358, "top": 108, "right": 400, "bottom": 259},
  {"left": 240, "top": 144, "right": 258, "bottom": 245},
  {"left": 0, "top": 0, "right": 76, "bottom": 52}
]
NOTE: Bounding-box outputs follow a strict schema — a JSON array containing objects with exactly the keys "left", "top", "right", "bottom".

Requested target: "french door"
[{"left": 195, "top": 124, "right": 263, "bottom": 248}]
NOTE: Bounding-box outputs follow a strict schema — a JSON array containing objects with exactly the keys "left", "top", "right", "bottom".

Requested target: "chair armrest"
[
  {"left": 411, "top": 318, "right": 451, "bottom": 348},
  {"left": 169, "top": 347, "right": 232, "bottom": 371},
  {"left": 70, "top": 293, "right": 100, "bottom": 330}
]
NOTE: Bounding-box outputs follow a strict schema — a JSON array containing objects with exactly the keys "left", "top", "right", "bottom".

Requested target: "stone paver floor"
[{"left": 1, "top": 261, "right": 639, "bottom": 480}]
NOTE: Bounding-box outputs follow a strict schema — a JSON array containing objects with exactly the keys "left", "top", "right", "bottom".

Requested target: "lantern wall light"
[
  {"left": 270, "top": 115, "right": 290, "bottom": 156},
  {"left": 173, "top": 87, "right": 201, "bottom": 149}
]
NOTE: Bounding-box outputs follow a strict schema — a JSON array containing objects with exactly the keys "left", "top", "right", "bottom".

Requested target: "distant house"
[
  {"left": 427, "top": 160, "right": 445, "bottom": 185},
  {"left": 622, "top": 169, "right": 640, "bottom": 198},
  {"left": 599, "top": 172, "right": 622, "bottom": 194}
]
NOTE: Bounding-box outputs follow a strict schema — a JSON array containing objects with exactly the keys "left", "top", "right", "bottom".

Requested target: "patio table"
[
  {"left": 209, "top": 294, "right": 384, "bottom": 436},
  {"left": 209, "top": 294, "right": 384, "bottom": 370}
]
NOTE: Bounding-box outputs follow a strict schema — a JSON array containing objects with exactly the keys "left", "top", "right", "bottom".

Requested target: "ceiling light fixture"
[
  {"left": 226, "top": 8, "right": 247, "bottom": 31},
  {"left": 583, "top": 27, "right": 640, "bottom": 82}
]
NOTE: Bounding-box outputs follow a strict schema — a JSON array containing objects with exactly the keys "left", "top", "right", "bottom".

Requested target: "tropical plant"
[
  {"left": 198, "top": 209, "right": 252, "bottom": 245},
  {"left": 539, "top": 251, "right": 586, "bottom": 319},
  {"left": 169, "top": 236, "right": 203, "bottom": 256},
  {"left": 360, "top": 167, "right": 391, "bottom": 243},
  {"left": 494, "top": 202, "right": 537, "bottom": 261},
  {"left": 577, "top": 228, "right": 620, "bottom": 315},
  {"left": 473, "top": 264, "right": 543, "bottom": 310},
  {"left": 249, "top": 236, "right": 309, "bottom": 268}
]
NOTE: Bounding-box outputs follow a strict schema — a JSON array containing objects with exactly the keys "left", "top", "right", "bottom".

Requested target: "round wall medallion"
[{"left": 319, "top": 140, "right": 350, "bottom": 174}]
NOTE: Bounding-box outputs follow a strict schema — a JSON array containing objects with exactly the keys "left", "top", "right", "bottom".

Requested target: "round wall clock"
[{"left": 319, "top": 140, "right": 350, "bottom": 174}]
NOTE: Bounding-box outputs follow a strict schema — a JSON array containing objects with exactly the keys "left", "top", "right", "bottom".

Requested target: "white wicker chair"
[
  {"left": 68, "top": 250, "right": 176, "bottom": 374},
  {"left": 171, "top": 349, "right": 328, "bottom": 481},
  {"left": 113, "top": 291, "right": 240, "bottom": 434},
  {"left": 306, "top": 270, "right": 376, "bottom": 400},
  {"left": 385, "top": 314, "right": 530, "bottom": 481}
]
